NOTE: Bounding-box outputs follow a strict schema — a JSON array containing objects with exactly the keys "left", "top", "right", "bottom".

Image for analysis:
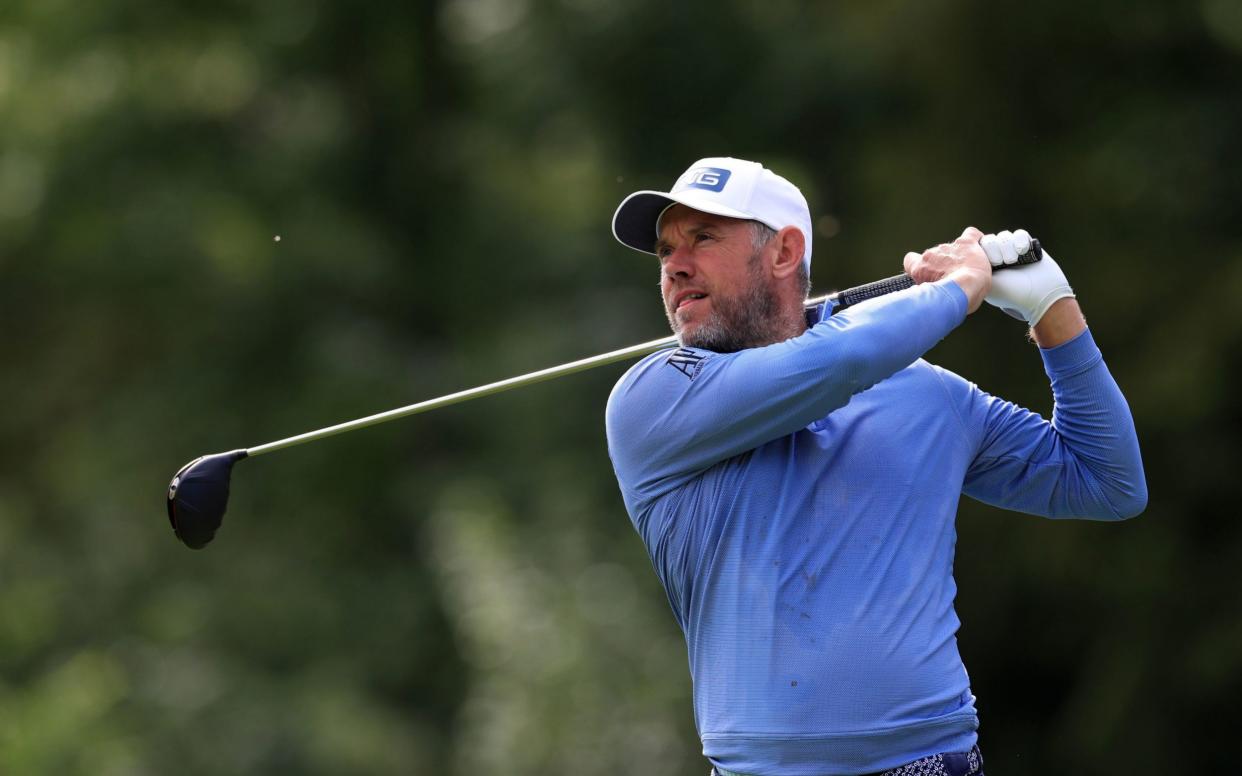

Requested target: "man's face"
[{"left": 655, "top": 205, "right": 781, "bottom": 352}]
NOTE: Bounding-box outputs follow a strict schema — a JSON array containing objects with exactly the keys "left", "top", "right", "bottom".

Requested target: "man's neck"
[{"left": 755, "top": 301, "right": 812, "bottom": 348}]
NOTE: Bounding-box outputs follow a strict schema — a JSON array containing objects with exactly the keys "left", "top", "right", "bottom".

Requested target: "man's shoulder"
[
  {"left": 900, "top": 359, "right": 982, "bottom": 407},
  {"left": 607, "top": 347, "right": 677, "bottom": 420},
  {"left": 611, "top": 346, "right": 717, "bottom": 396},
  {"left": 860, "top": 359, "right": 973, "bottom": 405},
  {"left": 878, "top": 357, "right": 953, "bottom": 384},
  {"left": 605, "top": 345, "right": 729, "bottom": 445},
  {"left": 908, "top": 358, "right": 969, "bottom": 383}
]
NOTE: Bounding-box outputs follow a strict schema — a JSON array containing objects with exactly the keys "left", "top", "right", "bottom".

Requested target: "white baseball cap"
[{"left": 611, "top": 157, "right": 813, "bottom": 274}]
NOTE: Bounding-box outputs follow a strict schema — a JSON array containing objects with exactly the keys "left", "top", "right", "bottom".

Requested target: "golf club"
[{"left": 166, "top": 241, "right": 1041, "bottom": 549}]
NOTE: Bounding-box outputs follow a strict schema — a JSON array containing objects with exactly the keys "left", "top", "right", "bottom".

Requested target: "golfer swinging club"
[{"left": 604, "top": 158, "right": 1147, "bottom": 776}]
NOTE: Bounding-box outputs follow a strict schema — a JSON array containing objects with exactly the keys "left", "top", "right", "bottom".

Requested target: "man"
[{"left": 604, "top": 157, "right": 1147, "bottom": 776}]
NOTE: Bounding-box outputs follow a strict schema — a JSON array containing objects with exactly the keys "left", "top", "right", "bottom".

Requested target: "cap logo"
[{"left": 680, "top": 167, "right": 731, "bottom": 193}]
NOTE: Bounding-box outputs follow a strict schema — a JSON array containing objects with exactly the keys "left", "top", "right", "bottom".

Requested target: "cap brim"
[{"left": 611, "top": 190, "right": 753, "bottom": 254}]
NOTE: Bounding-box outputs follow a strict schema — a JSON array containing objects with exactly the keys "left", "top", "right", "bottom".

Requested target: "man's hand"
[
  {"left": 903, "top": 226, "right": 993, "bottom": 313},
  {"left": 980, "top": 229, "right": 1075, "bottom": 325}
]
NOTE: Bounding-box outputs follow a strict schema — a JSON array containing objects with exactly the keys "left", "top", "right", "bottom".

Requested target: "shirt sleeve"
[
  {"left": 606, "top": 279, "right": 969, "bottom": 502},
  {"left": 949, "top": 328, "right": 1148, "bottom": 520}
]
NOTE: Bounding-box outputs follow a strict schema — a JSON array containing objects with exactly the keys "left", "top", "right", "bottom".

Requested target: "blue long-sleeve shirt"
[{"left": 604, "top": 279, "right": 1146, "bottom": 775}]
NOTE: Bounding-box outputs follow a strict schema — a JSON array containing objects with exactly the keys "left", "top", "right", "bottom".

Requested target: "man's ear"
[{"left": 768, "top": 226, "right": 806, "bottom": 279}]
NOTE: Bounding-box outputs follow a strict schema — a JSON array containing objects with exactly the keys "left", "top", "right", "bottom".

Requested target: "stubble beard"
[{"left": 666, "top": 252, "right": 785, "bottom": 353}]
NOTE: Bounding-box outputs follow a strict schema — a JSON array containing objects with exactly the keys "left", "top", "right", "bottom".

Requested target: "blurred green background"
[{"left": 1, "top": 0, "right": 1239, "bottom": 773}]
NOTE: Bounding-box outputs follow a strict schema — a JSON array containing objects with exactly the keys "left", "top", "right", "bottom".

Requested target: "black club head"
[{"left": 166, "top": 450, "right": 248, "bottom": 549}]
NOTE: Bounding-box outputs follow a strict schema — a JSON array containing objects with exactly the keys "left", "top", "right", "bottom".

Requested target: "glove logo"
[
  {"left": 679, "top": 167, "right": 731, "bottom": 193},
  {"left": 666, "top": 348, "right": 708, "bottom": 379}
]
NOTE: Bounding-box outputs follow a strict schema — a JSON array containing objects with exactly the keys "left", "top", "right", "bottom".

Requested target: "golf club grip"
[{"left": 830, "top": 239, "right": 1042, "bottom": 311}]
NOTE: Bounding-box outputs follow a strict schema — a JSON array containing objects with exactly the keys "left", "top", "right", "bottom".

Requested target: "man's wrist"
[
  {"left": 947, "top": 267, "right": 991, "bottom": 313},
  {"left": 1031, "top": 297, "right": 1087, "bottom": 348}
]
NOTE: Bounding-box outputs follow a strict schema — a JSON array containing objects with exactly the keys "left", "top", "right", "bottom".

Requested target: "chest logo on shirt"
[{"left": 666, "top": 348, "right": 708, "bottom": 380}]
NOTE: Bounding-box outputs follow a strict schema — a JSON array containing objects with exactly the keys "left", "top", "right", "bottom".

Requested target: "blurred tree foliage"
[{"left": 0, "top": 0, "right": 1239, "bottom": 773}]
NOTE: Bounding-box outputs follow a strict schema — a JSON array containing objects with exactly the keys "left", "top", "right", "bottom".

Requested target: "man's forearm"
[{"left": 1031, "top": 297, "right": 1087, "bottom": 348}]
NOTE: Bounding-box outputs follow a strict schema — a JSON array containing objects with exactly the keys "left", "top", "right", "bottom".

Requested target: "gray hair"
[{"left": 750, "top": 221, "right": 811, "bottom": 299}]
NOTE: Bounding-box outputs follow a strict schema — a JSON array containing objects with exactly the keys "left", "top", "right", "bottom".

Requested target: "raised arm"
[
  {"left": 957, "top": 326, "right": 1147, "bottom": 520},
  {"left": 959, "top": 236, "right": 1146, "bottom": 519}
]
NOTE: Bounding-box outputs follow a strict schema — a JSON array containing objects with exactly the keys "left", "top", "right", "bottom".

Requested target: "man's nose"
[{"left": 663, "top": 246, "right": 695, "bottom": 278}]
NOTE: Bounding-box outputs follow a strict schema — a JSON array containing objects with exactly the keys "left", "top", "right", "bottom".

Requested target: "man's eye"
[{"left": 695, "top": 233, "right": 713, "bottom": 243}]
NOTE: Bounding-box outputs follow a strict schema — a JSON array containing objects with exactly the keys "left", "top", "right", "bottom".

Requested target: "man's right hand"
[{"left": 903, "top": 226, "right": 993, "bottom": 313}]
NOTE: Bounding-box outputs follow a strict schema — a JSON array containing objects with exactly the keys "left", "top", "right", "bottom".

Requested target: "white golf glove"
[{"left": 981, "top": 229, "right": 1074, "bottom": 325}]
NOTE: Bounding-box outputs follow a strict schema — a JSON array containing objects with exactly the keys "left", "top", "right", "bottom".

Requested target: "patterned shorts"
[
  {"left": 710, "top": 744, "right": 984, "bottom": 776},
  {"left": 877, "top": 744, "right": 983, "bottom": 776}
]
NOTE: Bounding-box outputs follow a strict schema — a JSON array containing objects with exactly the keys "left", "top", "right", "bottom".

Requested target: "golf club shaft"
[
  {"left": 245, "top": 293, "right": 825, "bottom": 457},
  {"left": 245, "top": 241, "right": 1040, "bottom": 458},
  {"left": 248, "top": 296, "right": 827, "bottom": 457},
  {"left": 245, "top": 329, "right": 698, "bottom": 457}
]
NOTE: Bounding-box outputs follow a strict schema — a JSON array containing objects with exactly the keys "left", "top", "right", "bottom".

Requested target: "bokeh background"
[{"left": 1, "top": 1, "right": 1240, "bottom": 774}]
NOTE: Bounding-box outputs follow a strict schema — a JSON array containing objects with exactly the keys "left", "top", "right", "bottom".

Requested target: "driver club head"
[{"left": 166, "top": 449, "right": 248, "bottom": 549}]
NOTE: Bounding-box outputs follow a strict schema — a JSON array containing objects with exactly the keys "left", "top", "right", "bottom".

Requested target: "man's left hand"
[{"left": 980, "top": 229, "right": 1075, "bottom": 325}]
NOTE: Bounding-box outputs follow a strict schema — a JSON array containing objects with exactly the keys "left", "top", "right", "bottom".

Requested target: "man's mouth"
[{"left": 674, "top": 291, "right": 708, "bottom": 311}]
